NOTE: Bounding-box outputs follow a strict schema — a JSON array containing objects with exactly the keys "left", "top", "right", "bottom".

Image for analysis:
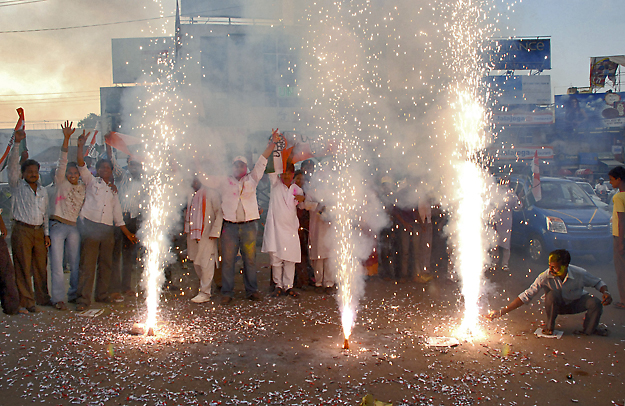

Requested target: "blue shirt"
[{"left": 518, "top": 264, "right": 606, "bottom": 304}]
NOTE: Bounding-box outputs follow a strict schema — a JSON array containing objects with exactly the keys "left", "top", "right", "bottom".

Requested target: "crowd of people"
[{"left": 0, "top": 122, "right": 622, "bottom": 340}]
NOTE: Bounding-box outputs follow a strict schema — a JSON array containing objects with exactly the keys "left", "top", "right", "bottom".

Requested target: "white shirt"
[
  {"left": 261, "top": 173, "right": 303, "bottom": 263},
  {"left": 50, "top": 150, "right": 86, "bottom": 225},
  {"left": 201, "top": 155, "right": 268, "bottom": 222},
  {"left": 518, "top": 265, "right": 606, "bottom": 304},
  {"left": 78, "top": 164, "right": 125, "bottom": 227},
  {"left": 111, "top": 154, "right": 144, "bottom": 218},
  {"left": 7, "top": 145, "right": 49, "bottom": 235}
]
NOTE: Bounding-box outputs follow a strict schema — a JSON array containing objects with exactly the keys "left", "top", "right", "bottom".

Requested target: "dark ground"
[{"left": 1, "top": 250, "right": 623, "bottom": 406}]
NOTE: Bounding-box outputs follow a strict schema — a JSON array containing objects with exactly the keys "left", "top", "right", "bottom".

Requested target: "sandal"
[
  {"left": 613, "top": 302, "right": 625, "bottom": 309},
  {"left": 594, "top": 324, "right": 610, "bottom": 336},
  {"left": 286, "top": 289, "right": 299, "bottom": 298},
  {"left": 272, "top": 287, "right": 284, "bottom": 297}
]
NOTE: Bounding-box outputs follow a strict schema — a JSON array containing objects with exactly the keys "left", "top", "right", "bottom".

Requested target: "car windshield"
[
  {"left": 535, "top": 181, "right": 596, "bottom": 209},
  {"left": 577, "top": 182, "right": 595, "bottom": 196}
]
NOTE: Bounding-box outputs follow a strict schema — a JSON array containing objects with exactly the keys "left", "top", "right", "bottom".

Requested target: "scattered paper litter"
[
  {"left": 425, "top": 336, "right": 460, "bottom": 347},
  {"left": 534, "top": 328, "right": 563, "bottom": 339},
  {"left": 76, "top": 309, "right": 105, "bottom": 318}
]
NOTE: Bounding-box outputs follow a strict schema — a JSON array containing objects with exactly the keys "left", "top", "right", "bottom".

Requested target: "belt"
[
  {"left": 15, "top": 220, "right": 44, "bottom": 229},
  {"left": 224, "top": 219, "right": 257, "bottom": 225}
]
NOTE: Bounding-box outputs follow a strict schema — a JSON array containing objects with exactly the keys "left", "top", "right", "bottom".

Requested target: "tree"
[{"left": 77, "top": 113, "right": 100, "bottom": 129}]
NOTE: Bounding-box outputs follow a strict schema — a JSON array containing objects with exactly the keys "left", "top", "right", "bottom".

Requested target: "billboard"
[
  {"left": 555, "top": 92, "right": 625, "bottom": 130},
  {"left": 590, "top": 56, "right": 625, "bottom": 88},
  {"left": 488, "top": 39, "right": 551, "bottom": 71},
  {"left": 492, "top": 111, "right": 554, "bottom": 125},
  {"left": 489, "top": 146, "right": 554, "bottom": 160},
  {"left": 181, "top": 0, "right": 283, "bottom": 19},
  {"left": 112, "top": 37, "right": 175, "bottom": 84},
  {"left": 485, "top": 75, "right": 551, "bottom": 105}
]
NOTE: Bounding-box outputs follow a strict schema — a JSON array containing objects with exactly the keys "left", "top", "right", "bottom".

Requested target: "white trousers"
[
  {"left": 313, "top": 258, "right": 334, "bottom": 287},
  {"left": 189, "top": 239, "right": 216, "bottom": 296},
  {"left": 270, "top": 252, "right": 296, "bottom": 290}
]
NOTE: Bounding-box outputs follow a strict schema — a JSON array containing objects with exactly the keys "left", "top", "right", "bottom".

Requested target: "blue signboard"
[
  {"left": 488, "top": 39, "right": 551, "bottom": 71},
  {"left": 555, "top": 92, "right": 625, "bottom": 130}
]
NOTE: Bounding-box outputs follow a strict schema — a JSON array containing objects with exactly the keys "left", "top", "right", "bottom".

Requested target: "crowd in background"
[{"left": 0, "top": 123, "right": 457, "bottom": 315}]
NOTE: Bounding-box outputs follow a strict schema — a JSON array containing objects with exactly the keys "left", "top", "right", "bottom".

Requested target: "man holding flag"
[{"left": 8, "top": 110, "right": 51, "bottom": 313}]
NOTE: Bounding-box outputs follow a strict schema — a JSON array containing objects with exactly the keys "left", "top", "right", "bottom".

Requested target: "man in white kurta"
[
  {"left": 185, "top": 178, "right": 223, "bottom": 303},
  {"left": 303, "top": 196, "right": 334, "bottom": 291},
  {"left": 262, "top": 167, "right": 305, "bottom": 295}
]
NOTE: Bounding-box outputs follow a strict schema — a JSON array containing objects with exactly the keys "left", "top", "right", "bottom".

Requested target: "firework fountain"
[{"left": 300, "top": 0, "right": 505, "bottom": 345}]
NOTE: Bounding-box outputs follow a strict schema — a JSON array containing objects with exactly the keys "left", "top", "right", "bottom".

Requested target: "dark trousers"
[
  {"left": 544, "top": 289, "right": 603, "bottom": 335},
  {"left": 76, "top": 219, "right": 115, "bottom": 307},
  {"left": 0, "top": 238, "right": 20, "bottom": 314},
  {"left": 221, "top": 220, "right": 258, "bottom": 297},
  {"left": 11, "top": 222, "right": 49, "bottom": 308},
  {"left": 111, "top": 214, "right": 140, "bottom": 293}
]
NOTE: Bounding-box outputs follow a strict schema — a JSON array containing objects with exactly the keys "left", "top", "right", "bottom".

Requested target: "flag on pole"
[
  {"left": 531, "top": 150, "right": 542, "bottom": 201},
  {"left": 84, "top": 130, "right": 98, "bottom": 157},
  {"left": 105, "top": 131, "right": 142, "bottom": 156},
  {"left": 0, "top": 108, "right": 24, "bottom": 171}
]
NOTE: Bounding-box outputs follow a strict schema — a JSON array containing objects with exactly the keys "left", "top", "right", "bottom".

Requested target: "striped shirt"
[{"left": 7, "top": 145, "right": 49, "bottom": 235}]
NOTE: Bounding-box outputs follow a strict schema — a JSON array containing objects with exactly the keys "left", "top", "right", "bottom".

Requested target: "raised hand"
[
  {"left": 13, "top": 129, "right": 26, "bottom": 144},
  {"left": 77, "top": 130, "right": 90, "bottom": 148},
  {"left": 61, "top": 121, "right": 75, "bottom": 139}
]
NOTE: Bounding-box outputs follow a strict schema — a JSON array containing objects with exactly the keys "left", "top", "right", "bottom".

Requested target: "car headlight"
[{"left": 546, "top": 216, "right": 567, "bottom": 233}]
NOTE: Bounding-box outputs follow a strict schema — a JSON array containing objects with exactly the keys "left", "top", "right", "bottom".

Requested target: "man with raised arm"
[
  {"left": 74, "top": 131, "right": 137, "bottom": 311},
  {"left": 486, "top": 249, "right": 613, "bottom": 336},
  {"left": 49, "top": 121, "right": 86, "bottom": 310},
  {"left": 106, "top": 137, "right": 144, "bottom": 297},
  {"left": 199, "top": 133, "right": 277, "bottom": 304},
  {"left": 8, "top": 128, "right": 50, "bottom": 313}
]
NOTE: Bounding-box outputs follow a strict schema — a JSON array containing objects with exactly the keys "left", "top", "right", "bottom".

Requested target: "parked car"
[
  {"left": 575, "top": 181, "right": 610, "bottom": 212},
  {"left": 508, "top": 175, "right": 613, "bottom": 264}
]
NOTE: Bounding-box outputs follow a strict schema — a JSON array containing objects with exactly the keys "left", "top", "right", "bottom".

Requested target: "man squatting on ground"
[
  {"left": 74, "top": 131, "right": 137, "bottom": 311},
  {"left": 185, "top": 176, "right": 223, "bottom": 303},
  {"left": 8, "top": 128, "right": 51, "bottom": 314},
  {"left": 487, "top": 249, "right": 612, "bottom": 336},
  {"left": 199, "top": 136, "right": 277, "bottom": 304}
]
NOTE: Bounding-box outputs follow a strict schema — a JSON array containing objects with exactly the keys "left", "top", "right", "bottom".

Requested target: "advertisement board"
[
  {"left": 490, "top": 146, "right": 554, "bottom": 160},
  {"left": 492, "top": 112, "right": 554, "bottom": 125},
  {"left": 488, "top": 39, "right": 551, "bottom": 71},
  {"left": 485, "top": 75, "right": 551, "bottom": 105},
  {"left": 112, "top": 38, "right": 175, "bottom": 84},
  {"left": 555, "top": 92, "right": 625, "bottom": 130},
  {"left": 180, "top": 0, "right": 283, "bottom": 19}
]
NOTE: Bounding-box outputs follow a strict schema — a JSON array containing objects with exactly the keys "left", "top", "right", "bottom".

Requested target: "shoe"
[
  {"left": 75, "top": 304, "right": 87, "bottom": 312},
  {"left": 272, "top": 288, "right": 284, "bottom": 298},
  {"left": 220, "top": 296, "right": 233, "bottom": 305},
  {"left": 26, "top": 306, "right": 37, "bottom": 313},
  {"left": 110, "top": 293, "right": 125, "bottom": 303},
  {"left": 54, "top": 302, "right": 68, "bottom": 311},
  {"left": 324, "top": 286, "right": 335, "bottom": 295},
  {"left": 248, "top": 292, "right": 262, "bottom": 301},
  {"left": 613, "top": 302, "right": 625, "bottom": 309},
  {"left": 17, "top": 307, "right": 29, "bottom": 315},
  {"left": 191, "top": 292, "right": 211, "bottom": 303},
  {"left": 413, "top": 274, "right": 433, "bottom": 283},
  {"left": 593, "top": 324, "right": 610, "bottom": 336},
  {"left": 285, "top": 289, "right": 299, "bottom": 298}
]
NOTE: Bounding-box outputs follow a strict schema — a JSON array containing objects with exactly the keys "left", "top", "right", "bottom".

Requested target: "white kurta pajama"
[
  {"left": 262, "top": 174, "right": 303, "bottom": 290},
  {"left": 303, "top": 198, "right": 335, "bottom": 287},
  {"left": 185, "top": 186, "right": 223, "bottom": 297}
]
